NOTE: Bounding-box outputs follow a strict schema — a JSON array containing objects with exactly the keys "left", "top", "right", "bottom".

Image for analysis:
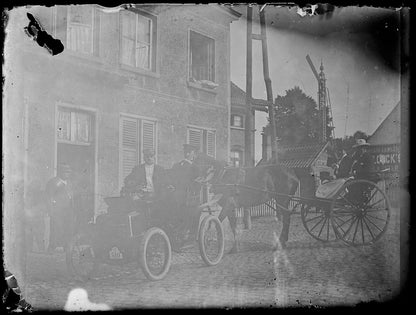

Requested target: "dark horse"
[{"left": 193, "top": 154, "right": 299, "bottom": 251}]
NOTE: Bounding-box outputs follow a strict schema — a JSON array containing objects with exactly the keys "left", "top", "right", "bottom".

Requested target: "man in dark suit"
[
  {"left": 171, "top": 144, "right": 201, "bottom": 204},
  {"left": 351, "top": 139, "right": 373, "bottom": 180},
  {"left": 121, "top": 149, "right": 164, "bottom": 199},
  {"left": 169, "top": 144, "right": 203, "bottom": 243},
  {"left": 45, "top": 163, "right": 75, "bottom": 252}
]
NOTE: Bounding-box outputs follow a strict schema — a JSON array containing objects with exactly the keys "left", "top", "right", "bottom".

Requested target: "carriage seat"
[{"left": 315, "top": 178, "right": 348, "bottom": 199}]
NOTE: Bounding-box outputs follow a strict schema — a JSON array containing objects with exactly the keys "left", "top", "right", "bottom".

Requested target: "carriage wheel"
[
  {"left": 139, "top": 227, "right": 172, "bottom": 281},
  {"left": 301, "top": 203, "right": 338, "bottom": 242},
  {"left": 66, "top": 232, "right": 98, "bottom": 281},
  {"left": 198, "top": 215, "right": 224, "bottom": 266},
  {"left": 330, "top": 179, "right": 390, "bottom": 246}
]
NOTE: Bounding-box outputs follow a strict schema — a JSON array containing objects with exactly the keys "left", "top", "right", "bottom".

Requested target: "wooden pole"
[
  {"left": 243, "top": 6, "right": 254, "bottom": 230},
  {"left": 259, "top": 7, "right": 278, "bottom": 163},
  {"left": 244, "top": 6, "right": 254, "bottom": 168}
]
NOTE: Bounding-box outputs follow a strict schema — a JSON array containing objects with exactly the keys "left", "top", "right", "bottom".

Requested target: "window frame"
[
  {"left": 230, "top": 149, "right": 244, "bottom": 168},
  {"left": 186, "top": 125, "right": 216, "bottom": 158},
  {"left": 119, "top": 9, "right": 157, "bottom": 73},
  {"left": 66, "top": 5, "right": 95, "bottom": 55},
  {"left": 231, "top": 114, "right": 244, "bottom": 129},
  {"left": 187, "top": 29, "right": 216, "bottom": 84},
  {"left": 56, "top": 107, "right": 94, "bottom": 146},
  {"left": 119, "top": 113, "right": 158, "bottom": 190}
]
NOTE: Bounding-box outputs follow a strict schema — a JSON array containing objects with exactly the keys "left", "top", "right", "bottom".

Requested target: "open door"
[{"left": 56, "top": 107, "right": 96, "bottom": 233}]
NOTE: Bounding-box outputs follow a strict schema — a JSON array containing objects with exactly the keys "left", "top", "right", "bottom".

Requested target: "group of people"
[
  {"left": 44, "top": 143, "right": 207, "bottom": 252},
  {"left": 120, "top": 144, "right": 204, "bottom": 202}
]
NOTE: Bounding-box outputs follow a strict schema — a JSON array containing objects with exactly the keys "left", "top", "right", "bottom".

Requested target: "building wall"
[
  {"left": 9, "top": 5, "right": 236, "bottom": 214},
  {"left": 368, "top": 103, "right": 400, "bottom": 207}
]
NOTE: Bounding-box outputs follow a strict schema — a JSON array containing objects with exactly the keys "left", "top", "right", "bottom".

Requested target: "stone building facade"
[{"left": 4, "top": 5, "right": 240, "bottom": 251}]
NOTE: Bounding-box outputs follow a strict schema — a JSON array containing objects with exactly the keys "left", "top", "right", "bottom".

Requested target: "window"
[
  {"left": 120, "top": 10, "right": 156, "bottom": 71},
  {"left": 231, "top": 114, "right": 243, "bottom": 128},
  {"left": 120, "top": 116, "right": 157, "bottom": 180},
  {"left": 187, "top": 127, "right": 216, "bottom": 158},
  {"left": 57, "top": 108, "right": 92, "bottom": 144},
  {"left": 230, "top": 150, "right": 243, "bottom": 167},
  {"left": 189, "top": 31, "right": 215, "bottom": 82},
  {"left": 67, "top": 5, "right": 94, "bottom": 54}
]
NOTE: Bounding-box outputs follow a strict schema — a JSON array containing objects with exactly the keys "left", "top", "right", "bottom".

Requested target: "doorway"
[{"left": 56, "top": 106, "right": 96, "bottom": 232}]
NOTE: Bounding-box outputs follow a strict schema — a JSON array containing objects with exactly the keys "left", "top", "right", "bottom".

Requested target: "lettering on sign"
[{"left": 368, "top": 144, "right": 400, "bottom": 175}]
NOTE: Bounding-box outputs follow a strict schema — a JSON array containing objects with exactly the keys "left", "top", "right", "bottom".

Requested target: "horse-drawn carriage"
[
  {"left": 215, "top": 167, "right": 391, "bottom": 248},
  {"left": 66, "top": 175, "right": 225, "bottom": 281}
]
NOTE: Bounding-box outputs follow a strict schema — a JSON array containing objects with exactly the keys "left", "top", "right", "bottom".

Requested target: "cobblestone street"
[{"left": 23, "top": 208, "right": 400, "bottom": 310}]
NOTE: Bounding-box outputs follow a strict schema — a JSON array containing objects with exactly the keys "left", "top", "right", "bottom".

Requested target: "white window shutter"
[
  {"left": 121, "top": 117, "right": 138, "bottom": 179},
  {"left": 188, "top": 128, "right": 202, "bottom": 151},
  {"left": 207, "top": 131, "right": 216, "bottom": 158},
  {"left": 141, "top": 120, "right": 156, "bottom": 162}
]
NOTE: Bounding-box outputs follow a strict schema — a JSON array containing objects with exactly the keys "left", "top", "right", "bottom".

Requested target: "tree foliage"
[{"left": 273, "top": 86, "right": 326, "bottom": 145}]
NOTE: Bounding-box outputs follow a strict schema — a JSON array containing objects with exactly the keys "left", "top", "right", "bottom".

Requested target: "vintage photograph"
[{"left": 3, "top": 3, "right": 408, "bottom": 310}]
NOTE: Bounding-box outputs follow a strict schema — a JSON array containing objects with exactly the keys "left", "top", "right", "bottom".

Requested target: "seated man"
[
  {"left": 121, "top": 149, "right": 164, "bottom": 200},
  {"left": 350, "top": 139, "right": 373, "bottom": 181}
]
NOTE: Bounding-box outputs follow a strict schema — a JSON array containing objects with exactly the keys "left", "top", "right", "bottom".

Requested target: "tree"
[{"left": 273, "top": 86, "right": 323, "bottom": 145}]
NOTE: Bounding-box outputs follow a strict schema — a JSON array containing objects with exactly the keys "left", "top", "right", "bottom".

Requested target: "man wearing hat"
[
  {"left": 121, "top": 148, "right": 164, "bottom": 198},
  {"left": 45, "top": 163, "right": 75, "bottom": 252},
  {"left": 169, "top": 144, "right": 202, "bottom": 241},
  {"left": 351, "top": 138, "right": 373, "bottom": 180}
]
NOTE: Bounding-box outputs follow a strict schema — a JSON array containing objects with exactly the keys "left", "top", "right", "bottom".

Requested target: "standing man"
[
  {"left": 45, "top": 163, "right": 75, "bottom": 252},
  {"left": 170, "top": 144, "right": 202, "bottom": 239},
  {"left": 121, "top": 148, "right": 164, "bottom": 199},
  {"left": 171, "top": 144, "right": 200, "bottom": 205}
]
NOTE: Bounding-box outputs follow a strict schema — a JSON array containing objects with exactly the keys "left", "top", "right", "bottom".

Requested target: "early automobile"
[{"left": 66, "top": 177, "right": 225, "bottom": 281}]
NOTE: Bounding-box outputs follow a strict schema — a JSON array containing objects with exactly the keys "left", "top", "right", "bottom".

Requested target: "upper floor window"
[
  {"left": 120, "top": 10, "right": 156, "bottom": 71},
  {"left": 67, "top": 5, "right": 94, "bottom": 54},
  {"left": 189, "top": 31, "right": 215, "bottom": 83},
  {"left": 231, "top": 114, "right": 243, "bottom": 128}
]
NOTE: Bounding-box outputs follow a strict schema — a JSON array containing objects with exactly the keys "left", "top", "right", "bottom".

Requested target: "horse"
[{"left": 193, "top": 154, "right": 299, "bottom": 251}]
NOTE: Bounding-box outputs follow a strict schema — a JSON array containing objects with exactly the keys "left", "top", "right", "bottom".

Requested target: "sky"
[{"left": 229, "top": 5, "right": 402, "bottom": 162}]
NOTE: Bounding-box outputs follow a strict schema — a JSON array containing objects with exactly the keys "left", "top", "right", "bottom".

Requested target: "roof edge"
[
  {"left": 211, "top": 3, "right": 242, "bottom": 20},
  {"left": 370, "top": 101, "right": 400, "bottom": 140}
]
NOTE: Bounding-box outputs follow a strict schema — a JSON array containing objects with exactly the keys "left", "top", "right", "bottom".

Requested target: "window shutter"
[
  {"left": 141, "top": 120, "right": 156, "bottom": 162},
  {"left": 207, "top": 131, "right": 216, "bottom": 157},
  {"left": 121, "top": 117, "right": 138, "bottom": 179},
  {"left": 188, "top": 128, "right": 202, "bottom": 151},
  {"left": 55, "top": 6, "right": 68, "bottom": 45}
]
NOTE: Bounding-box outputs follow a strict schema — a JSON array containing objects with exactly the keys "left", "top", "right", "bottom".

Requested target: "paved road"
[{"left": 23, "top": 208, "right": 400, "bottom": 309}]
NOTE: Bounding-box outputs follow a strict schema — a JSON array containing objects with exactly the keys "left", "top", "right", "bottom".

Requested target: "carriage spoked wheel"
[
  {"left": 139, "top": 227, "right": 172, "bottom": 281},
  {"left": 198, "top": 215, "right": 225, "bottom": 266},
  {"left": 330, "top": 179, "right": 391, "bottom": 246},
  {"left": 66, "top": 232, "right": 98, "bottom": 281},
  {"left": 301, "top": 203, "right": 339, "bottom": 242}
]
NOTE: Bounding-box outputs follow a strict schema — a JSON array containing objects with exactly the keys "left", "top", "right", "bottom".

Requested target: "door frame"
[{"left": 54, "top": 101, "right": 98, "bottom": 215}]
